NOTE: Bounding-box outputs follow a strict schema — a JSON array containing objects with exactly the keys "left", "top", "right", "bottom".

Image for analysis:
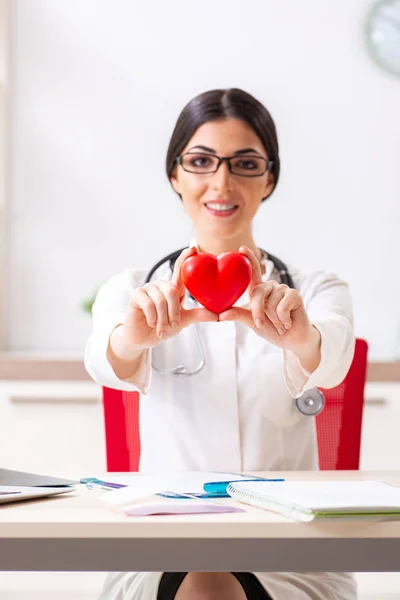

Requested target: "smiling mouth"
[{"left": 204, "top": 202, "right": 239, "bottom": 215}]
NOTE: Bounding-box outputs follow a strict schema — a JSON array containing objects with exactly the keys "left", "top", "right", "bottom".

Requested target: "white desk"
[{"left": 1, "top": 470, "right": 400, "bottom": 572}]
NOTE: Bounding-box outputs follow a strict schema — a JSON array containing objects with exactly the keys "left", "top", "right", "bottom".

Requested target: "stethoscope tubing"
[{"left": 145, "top": 248, "right": 325, "bottom": 416}]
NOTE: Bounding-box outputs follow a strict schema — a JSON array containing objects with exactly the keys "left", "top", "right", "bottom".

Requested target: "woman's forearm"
[
  {"left": 293, "top": 324, "right": 322, "bottom": 374},
  {"left": 107, "top": 325, "right": 145, "bottom": 380}
]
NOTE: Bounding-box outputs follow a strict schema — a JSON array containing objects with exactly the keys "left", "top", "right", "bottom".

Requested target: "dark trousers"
[{"left": 157, "top": 572, "right": 274, "bottom": 599}]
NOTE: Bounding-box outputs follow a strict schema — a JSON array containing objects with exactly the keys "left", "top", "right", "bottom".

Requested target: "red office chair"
[
  {"left": 102, "top": 386, "right": 141, "bottom": 472},
  {"left": 316, "top": 338, "right": 368, "bottom": 470},
  {"left": 102, "top": 338, "right": 368, "bottom": 472}
]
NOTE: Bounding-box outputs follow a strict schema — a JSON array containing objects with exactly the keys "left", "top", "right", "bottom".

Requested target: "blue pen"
[
  {"left": 203, "top": 478, "right": 285, "bottom": 495},
  {"left": 86, "top": 482, "right": 119, "bottom": 492},
  {"left": 80, "top": 477, "right": 126, "bottom": 490},
  {"left": 156, "top": 490, "right": 205, "bottom": 500},
  {"left": 157, "top": 491, "right": 225, "bottom": 499}
]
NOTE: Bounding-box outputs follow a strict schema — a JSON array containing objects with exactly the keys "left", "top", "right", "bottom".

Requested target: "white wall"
[
  {"left": 0, "top": 0, "right": 8, "bottom": 347},
  {"left": 4, "top": 0, "right": 400, "bottom": 358}
]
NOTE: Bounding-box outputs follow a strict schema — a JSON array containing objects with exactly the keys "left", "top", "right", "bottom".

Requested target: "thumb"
[
  {"left": 172, "top": 246, "right": 198, "bottom": 296},
  {"left": 181, "top": 307, "right": 219, "bottom": 328},
  {"left": 218, "top": 307, "right": 255, "bottom": 327}
]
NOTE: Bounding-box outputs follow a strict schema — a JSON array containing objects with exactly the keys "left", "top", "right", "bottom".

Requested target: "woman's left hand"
[{"left": 218, "top": 246, "right": 321, "bottom": 372}]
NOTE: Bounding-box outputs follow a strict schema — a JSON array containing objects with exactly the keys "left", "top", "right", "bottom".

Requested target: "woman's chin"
[{"left": 203, "top": 223, "right": 242, "bottom": 243}]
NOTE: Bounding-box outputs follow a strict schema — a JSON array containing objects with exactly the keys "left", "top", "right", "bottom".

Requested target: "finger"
[
  {"left": 129, "top": 289, "right": 158, "bottom": 328},
  {"left": 264, "top": 286, "right": 288, "bottom": 335},
  {"left": 275, "top": 289, "right": 303, "bottom": 329},
  {"left": 181, "top": 307, "right": 219, "bottom": 328},
  {"left": 239, "top": 245, "right": 262, "bottom": 289},
  {"left": 157, "top": 281, "right": 181, "bottom": 326},
  {"left": 250, "top": 282, "right": 276, "bottom": 328},
  {"left": 219, "top": 306, "right": 278, "bottom": 339},
  {"left": 171, "top": 246, "right": 198, "bottom": 294},
  {"left": 218, "top": 306, "right": 255, "bottom": 328},
  {"left": 143, "top": 285, "right": 170, "bottom": 337}
]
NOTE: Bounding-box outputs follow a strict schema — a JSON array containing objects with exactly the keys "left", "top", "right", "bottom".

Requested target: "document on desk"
[
  {"left": 93, "top": 472, "right": 258, "bottom": 516},
  {"left": 102, "top": 471, "right": 265, "bottom": 496},
  {"left": 100, "top": 486, "right": 245, "bottom": 516}
]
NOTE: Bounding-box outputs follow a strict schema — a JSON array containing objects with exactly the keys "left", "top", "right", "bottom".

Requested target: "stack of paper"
[
  {"left": 96, "top": 471, "right": 259, "bottom": 516},
  {"left": 226, "top": 480, "right": 400, "bottom": 522},
  {"left": 100, "top": 487, "right": 244, "bottom": 516}
]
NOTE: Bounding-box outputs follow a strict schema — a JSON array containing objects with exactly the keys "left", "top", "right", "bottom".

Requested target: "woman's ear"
[
  {"left": 262, "top": 173, "right": 275, "bottom": 201},
  {"left": 170, "top": 167, "right": 181, "bottom": 195}
]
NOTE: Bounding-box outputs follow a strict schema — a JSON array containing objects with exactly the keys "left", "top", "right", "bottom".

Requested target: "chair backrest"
[
  {"left": 102, "top": 387, "right": 141, "bottom": 472},
  {"left": 316, "top": 338, "right": 368, "bottom": 470},
  {"left": 102, "top": 338, "right": 368, "bottom": 472}
]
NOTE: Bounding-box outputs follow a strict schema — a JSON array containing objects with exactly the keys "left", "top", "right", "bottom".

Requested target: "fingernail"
[
  {"left": 171, "top": 321, "right": 179, "bottom": 329},
  {"left": 284, "top": 323, "right": 291, "bottom": 330},
  {"left": 277, "top": 327, "right": 285, "bottom": 335},
  {"left": 159, "top": 332, "right": 167, "bottom": 339},
  {"left": 255, "top": 318, "right": 262, "bottom": 328}
]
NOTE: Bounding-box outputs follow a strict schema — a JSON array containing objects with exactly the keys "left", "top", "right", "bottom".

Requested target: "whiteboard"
[{"left": 5, "top": 0, "right": 400, "bottom": 359}]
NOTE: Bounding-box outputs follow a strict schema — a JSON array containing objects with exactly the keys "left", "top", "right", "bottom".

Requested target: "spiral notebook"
[{"left": 226, "top": 480, "right": 400, "bottom": 522}]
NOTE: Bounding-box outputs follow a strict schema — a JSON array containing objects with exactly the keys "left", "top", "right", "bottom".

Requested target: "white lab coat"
[{"left": 85, "top": 253, "right": 357, "bottom": 600}]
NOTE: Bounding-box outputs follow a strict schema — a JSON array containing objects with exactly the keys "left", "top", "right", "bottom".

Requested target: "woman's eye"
[
  {"left": 191, "top": 157, "right": 210, "bottom": 167},
  {"left": 237, "top": 160, "right": 257, "bottom": 169}
]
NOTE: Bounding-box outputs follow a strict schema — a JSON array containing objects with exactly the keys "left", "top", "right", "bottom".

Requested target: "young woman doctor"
[{"left": 85, "top": 88, "right": 357, "bottom": 600}]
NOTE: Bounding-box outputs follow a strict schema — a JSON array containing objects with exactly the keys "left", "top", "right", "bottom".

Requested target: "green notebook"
[{"left": 226, "top": 480, "right": 400, "bottom": 521}]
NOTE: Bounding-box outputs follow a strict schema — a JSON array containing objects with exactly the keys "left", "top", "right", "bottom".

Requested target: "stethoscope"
[{"left": 145, "top": 247, "right": 325, "bottom": 416}]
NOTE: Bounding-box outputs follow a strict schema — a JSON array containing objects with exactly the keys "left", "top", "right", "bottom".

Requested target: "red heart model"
[{"left": 181, "top": 252, "right": 252, "bottom": 314}]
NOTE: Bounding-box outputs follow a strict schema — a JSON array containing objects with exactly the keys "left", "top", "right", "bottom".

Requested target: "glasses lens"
[
  {"left": 181, "top": 153, "right": 219, "bottom": 173},
  {"left": 230, "top": 156, "right": 267, "bottom": 176}
]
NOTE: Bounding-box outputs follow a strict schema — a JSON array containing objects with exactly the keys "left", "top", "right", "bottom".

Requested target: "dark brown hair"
[{"left": 166, "top": 88, "right": 280, "bottom": 202}]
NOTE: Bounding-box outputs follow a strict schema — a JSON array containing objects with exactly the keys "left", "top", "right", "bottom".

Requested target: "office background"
[
  {"left": 1, "top": 2, "right": 400, "bottom": 599},
  {"left": 2, "top": 0, "right": 400, "bottom": 359}
]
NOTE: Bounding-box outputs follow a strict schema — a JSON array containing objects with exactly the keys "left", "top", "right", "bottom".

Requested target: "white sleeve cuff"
[
  {"left": 118, "top": 346, "right": 152, "bottom": 395},
  {"left": 84, "top": 322, "right": 152, "bottom": 394},
  {"left": 283, "top": 319, "right": 355, "bottom": 399}
]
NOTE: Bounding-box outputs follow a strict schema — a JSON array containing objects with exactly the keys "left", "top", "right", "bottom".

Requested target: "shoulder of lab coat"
[
  {"left": 84, "top": 267, "right": 155, "bottom": 394},
  {"left": 282, "top": 265, "right": 355, "bottom": 399}
]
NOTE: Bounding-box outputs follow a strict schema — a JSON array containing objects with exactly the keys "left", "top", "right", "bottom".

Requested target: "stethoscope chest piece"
[{"left": 295, "top": 388, "right": 325, "bottom": 416}]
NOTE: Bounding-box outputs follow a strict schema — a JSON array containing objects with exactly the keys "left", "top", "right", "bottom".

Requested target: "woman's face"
[{"left": 170, "top": 118, "right": 274, "bottom": 242}]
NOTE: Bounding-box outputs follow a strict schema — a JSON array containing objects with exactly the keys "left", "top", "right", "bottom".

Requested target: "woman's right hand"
[{"left": 112, "top": 247, "right": 219, "bottom": 359}]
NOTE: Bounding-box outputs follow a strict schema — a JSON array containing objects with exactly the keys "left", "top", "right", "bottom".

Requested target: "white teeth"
[{"left": 206, "top": 202, "right": 237, "bottom": 211}]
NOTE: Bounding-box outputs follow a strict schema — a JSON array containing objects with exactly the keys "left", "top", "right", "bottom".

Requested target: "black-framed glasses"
[{"left": 176, "top": 152, "right": 273, "bottom": 178}]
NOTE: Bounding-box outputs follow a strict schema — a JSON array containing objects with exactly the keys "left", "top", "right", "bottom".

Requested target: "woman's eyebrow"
[
  {"left": 187, "top": 145, "right": 263, "bottom": 156},
  {"left": 187, "top": 145, "right": 216, "bottom": 153},
  {"left": 234, "top": 147, "right": 263, "bottom": 156}
]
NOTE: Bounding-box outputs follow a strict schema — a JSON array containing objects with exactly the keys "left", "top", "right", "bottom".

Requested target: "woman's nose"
[{"left": 210, "top": 160, "right": 234, "bottom": 192}]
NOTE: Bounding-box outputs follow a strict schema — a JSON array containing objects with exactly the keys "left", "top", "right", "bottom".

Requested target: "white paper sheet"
[{"left": 101, "top": 490, "right": 244, "bottom": 516}]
